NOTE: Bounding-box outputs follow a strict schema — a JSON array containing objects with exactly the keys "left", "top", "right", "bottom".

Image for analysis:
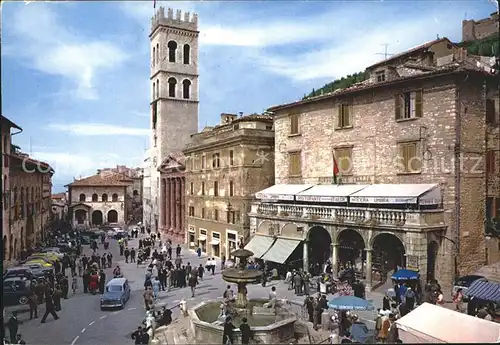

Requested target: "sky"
[{"left": 1, "top": 0, "right": 497, "bottom": 192}]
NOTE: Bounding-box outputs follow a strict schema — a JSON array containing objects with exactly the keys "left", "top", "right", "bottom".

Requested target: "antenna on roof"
[
  {"left": 436, "top": 34, "right": 440, "bottom": 39},
  {"left": 375, "top": 43, "right": 394, "bottom": 60}
]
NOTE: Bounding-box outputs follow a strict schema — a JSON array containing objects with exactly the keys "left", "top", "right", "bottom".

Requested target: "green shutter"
[
  {"left": 415, "top": 90, "right": 423, "bottom": 117},
  {"left": 395, "top": 94, "right": 402, "bottom": 120},
  {"left": 337, "top": 105, "right": 343, "bottom": 128}
]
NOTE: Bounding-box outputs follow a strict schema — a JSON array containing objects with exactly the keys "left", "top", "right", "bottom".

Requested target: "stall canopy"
[
  {"left": 465, "top": 280, "right": 500, "bottom": 302},
  {"left": 296, "top": 184, "right": 369, "bottom": 203},
  {"left": 255, "top": 184, "right": 315, "bottom": 201},
  {"left": 395, "top": 302, "right": 500, "bottom": 343},
  {"left": 244, "top": 235, "right": 276, "bottom": 258},
  {"left": 349, "top": 184, "right": 441, "bottom": 205},
  {"left": 260, "top": 238, "right": 301, "bottom": 264}
]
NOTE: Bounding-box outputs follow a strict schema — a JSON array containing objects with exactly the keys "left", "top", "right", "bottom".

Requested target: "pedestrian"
[
  {"left": 107, "top": 252, "right": 113, "bottom": 267},
  {"left": 152, "top": 277, "right": 161, "bottom": 299},
  {"left": 196, "top": 247, "right": 201, "bottom": 258},
  {"left": 222, "top": 316, "right": 235, "bottom": 345},
  {"left": 77, "top": 259, "right": 83, "bottom": 277},
  {"left": 188, "top": 272, "right": 198, "bottom": 297},
  {"left": 28, "top": 291, "right": 38, "bottom": 320},
  {"left": 131, "top": 326, "right": 144, "bottom": 345},
  {"left": 99, "top": 270, "right": 106, "bottom": 294},
  {"left": 40, "top": 290, "right": 59, "bottom": 323},
  {"left": 82, "top": 270, "right": 89, "bottom": 293},
  {"left": 143, "top": 287, "right": 154, "bottom": 310},
  {"left": 176, "top": 244, "right": 181, "bottom": 257},
  {"left": 125, "top": 247, "right": 130, "bottom": 263},
  {"left": 404, "top": 287, "right": 415, "bottom": 310},
  {"left": 72, "top": 273, "right": 78, "bottom": 294},
  {"left": 101, "top": 254, "right": 107, "bottom": 269},
  {"left": 7, "top": 311, "right": 21, "bottom": 343},
  {"left": 61, "top": 275, "right": 69, "bottom": 299},
  {"left": 53, "top": 285, "right": 63, "bottom": 311},
  {"left": 239, "top": 317, "right": 251, "bottom": 345},
  {"left": 453, "top": 288, "right": 464, "bottom": 313},
  {"left": 131, "top": 248, "right": 136, "bottom": 263},
  {"left": 197, "top": 264, "right": 205, "bottom": 281}
]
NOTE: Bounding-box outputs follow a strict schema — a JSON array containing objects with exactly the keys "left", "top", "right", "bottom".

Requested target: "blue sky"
[{"left": 2, "top": 0, "right": 496, "bottom": 192}]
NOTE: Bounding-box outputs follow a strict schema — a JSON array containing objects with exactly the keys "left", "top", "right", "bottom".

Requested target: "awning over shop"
[
  {"left": 349, "top": 184, "right": 441, "bottom": 205},
  {"left": 261, "top": 238, "right": 301, "bottom": 264},
  {"left": 210, "top": 240, "right": 220, "bottom": 245},
  {"left": 244, "top": 235, "right": 276, "bottom": 258},
  {"left": 198, "top": 235, "right": 207, "bottom": 241},
  {"left": 395, "top": 302, "right": 500, "bottom": 343},
  {"left": 255, "top": 184, "right": 315, "bottom": 201},
  {"left": 296, "top": 184, "right": 369, "bottom": 203},
  {"left": 465, "top": 280, "right": 500, "bottom": 302}
]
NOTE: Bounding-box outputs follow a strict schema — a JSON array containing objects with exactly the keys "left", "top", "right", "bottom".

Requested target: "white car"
[{"left": 107, "top": 230, "right": 117, "bottom": 237}]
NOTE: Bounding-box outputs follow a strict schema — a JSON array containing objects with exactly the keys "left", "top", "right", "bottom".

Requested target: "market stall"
[
  {"left": 328, "top": 296, "right": 375, "bottom": 343},
  {"left": 395, "top": 302, "right": 500, "bottom": 343}
]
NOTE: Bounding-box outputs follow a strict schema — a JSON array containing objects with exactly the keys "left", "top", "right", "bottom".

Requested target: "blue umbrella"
[
  {"left": 391, "top": 269, "right": 420, "bottom": 281},
  {"left": 327, "top": 296, "right": 375, "bottom": 311}
]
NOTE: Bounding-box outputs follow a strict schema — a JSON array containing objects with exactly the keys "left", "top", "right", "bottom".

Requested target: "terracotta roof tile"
[
  {"left": 67, "top": 172, "right": 133, "bottom": 187},
  {"left": 51, "top": 193, "right": 66, "bottom": 199},
  {"left": 232, "top": 113, "right": 273, "bottom": 123}
]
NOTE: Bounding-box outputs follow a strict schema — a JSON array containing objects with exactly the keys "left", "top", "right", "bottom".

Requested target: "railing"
[{"left": 254, "top": 203, "right": 444, "bottom": 227}]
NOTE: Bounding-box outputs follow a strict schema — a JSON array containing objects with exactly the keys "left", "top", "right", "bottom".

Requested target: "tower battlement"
[{"left": 151, "top": 7, "right": 198, "bottom": 33}]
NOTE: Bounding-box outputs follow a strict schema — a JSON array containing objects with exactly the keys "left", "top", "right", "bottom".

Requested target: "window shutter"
[
  {"left": 337, "top": 105, "right": 343, "bottom": 128},
  {"left": 290, "top": 114, "right": 298, "bottom": 134},
  {"left": 415, "top": 90, "right": 423, "bottom": 117},
  {"left": 486, "top": 99, "right": 495, "bottom": 124},
  {"left": 347, "top": 105, "right": 353, "bottom": 127},
  {"left": 395, "top": 94, "right": 402, "bottom": 120}
]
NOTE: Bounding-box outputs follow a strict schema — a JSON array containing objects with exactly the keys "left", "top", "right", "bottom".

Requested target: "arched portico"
[
  {"left": 337, "top": 229, "right": 366, "bottom": 269},
  {"left": 107, "top": 210, "right": 118, "bottom": 223},
  {"left": 306, "top": 226, "right": 332, "bottom": 275},
  {"left": 92, "top": 210, "right": 103, "bottom": 226},
  {"left": 75, "top": 209, "right": 87, "bottom": 225},
  {"left": 371, "top": 232, "right": 406, "bottom": 285}
]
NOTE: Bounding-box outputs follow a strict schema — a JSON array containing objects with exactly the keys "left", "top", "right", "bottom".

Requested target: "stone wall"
[
  {"left": 462, "top": 13, "right": 499, "bottom": 42},
  {"left": 70, "top": 186, "right": 127, "bottom": 225}
]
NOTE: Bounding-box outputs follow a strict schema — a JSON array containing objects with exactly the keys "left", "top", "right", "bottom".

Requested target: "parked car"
[
  {"left": 100, "top": 278, "right": 131, "bottom": 310},
  {"left": 22, "top": 263, "right": 54, "bottom": 277},
  {"left": 114, "top": 231, "right": 128, "bottom": 240},
  {"left": 452, "top": 275, "right": 487, "bottom": 301},
  {"left": 4, "top": 277, "right": 33, "bottom": 306},
  {"left": 4, "top": 267, "right": 35, "bottom": 280},
  {"left": 41, "top": 247, "right": 65, "bottom": 258},
  {"left": 24, "top": 258, "right": 53, "bottom": 268}
]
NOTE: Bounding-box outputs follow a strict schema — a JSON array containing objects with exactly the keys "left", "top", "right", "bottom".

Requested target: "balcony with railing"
[{"left": 251, "top": 202, "right": 445, "bottom": 228}]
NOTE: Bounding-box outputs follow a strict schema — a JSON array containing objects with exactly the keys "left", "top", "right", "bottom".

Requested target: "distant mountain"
[{"left": 303, "top": 71, "right": 369, "bottom": 100}]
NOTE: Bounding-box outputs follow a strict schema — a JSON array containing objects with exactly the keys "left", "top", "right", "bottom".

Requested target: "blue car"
[{"left": 100, "top": 278, "right": 131, "bottom": 310}]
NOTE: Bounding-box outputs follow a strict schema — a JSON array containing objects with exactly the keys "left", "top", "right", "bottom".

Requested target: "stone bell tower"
[{"left": 147, "top": 7, "right": 199, "bottom": 232}]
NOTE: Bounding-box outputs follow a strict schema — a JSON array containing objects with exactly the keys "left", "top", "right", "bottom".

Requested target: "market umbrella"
[
  {"left": 391, "top": 269, "right": 420, "bottom": 281},
  {"left": 327, "top": 296, "right": 375, "bottom": 311}
]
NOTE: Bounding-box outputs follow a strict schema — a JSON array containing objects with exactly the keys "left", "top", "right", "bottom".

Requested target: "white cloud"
[
  {"left": 6, "top": 4, "right": 128, "bottom": 100},
  {"left": 46, "top": 123, "right": 149, "bottom": 136}
]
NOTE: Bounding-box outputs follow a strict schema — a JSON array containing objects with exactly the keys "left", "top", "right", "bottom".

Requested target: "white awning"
[
  {"left": 198, "top": 235, "right": 207, "bottom": 241},
  {"left": 296, "top": 184, "right": 369, "bottom": 203},
  {"left": 261, "top": 238, "right": 302, "bottom": 264},
  {"left": 255, "top": 184, "right": 315, "bottom": 201},
  {"left": 210, "top": 240, "right": 220, "bottom": 245},
  {"left": 244, "top": 235, "right": 276, "bottom": 258},
  {"left": 349, "top": 184, "right": 441, "bottom": 205}
]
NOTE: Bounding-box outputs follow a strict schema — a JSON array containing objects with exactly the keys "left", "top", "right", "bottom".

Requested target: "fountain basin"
[{"left": 189, "top": 300, "right": 297, "bottom": 344}]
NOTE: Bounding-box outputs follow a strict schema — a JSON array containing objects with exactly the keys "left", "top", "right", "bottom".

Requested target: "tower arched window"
[
  {"left": 183, "top": 44, "right": 190, "bottom": 64},
  {"left": 92, "top": 193, "right": 98, "bottom": 202},
  {"left": 31, "top": 187, "right": 34, "bottom": 202},
  {"left": 102, "top": 193, "right": 108, "bottom": 202},
  {"left": 156, "top": 43, "right": 160, "bottom": 64},
  {"left": 168, "top": 77, "right": 177, "bottom": 97},
  {"left": 182, "top": 79, "right": 191, "bottom": 99},
  {"left": 79, "top": 193, "right": 86, "bottom": 202},
  {"left": 157, "top": 79, "right": 160, "bottom": 98},
  {"left": 112, "top": 193, "right": 118, "bottom": 202},
  {"left": 167, "top": 41, "right": 177, "bottom": 63},
  {"left": 152, "top": 47, "right": 156, "bottom": 66}
]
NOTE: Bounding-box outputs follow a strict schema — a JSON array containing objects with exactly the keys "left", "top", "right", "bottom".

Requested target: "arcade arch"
[
  {"left": 307, "top": 226, "right": 332, "bottom": 275},
  {"left": 92, "top": 210, "right": 103, "bottom": 225},
  {"left": 371, "top": 233, "right": 406, "bottom": 278}
]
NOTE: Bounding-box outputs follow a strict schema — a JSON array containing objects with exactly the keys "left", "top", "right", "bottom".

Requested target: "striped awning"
[
  {"left": 261, "top": 238, "right": 301, "bottom": 264},
  {"left": 244, "top": 235, "right": 275, "bottom": 258},
  {"left": 465, "top": 280, "right": 500, "bottom": 302}
]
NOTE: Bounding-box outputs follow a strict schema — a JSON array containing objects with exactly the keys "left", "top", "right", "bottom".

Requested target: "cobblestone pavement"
[{"left": 11, "top": 232, "right": 458, "bottom": 345}]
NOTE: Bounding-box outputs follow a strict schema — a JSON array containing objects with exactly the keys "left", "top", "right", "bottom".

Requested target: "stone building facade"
[
  {"left": 6, "top": 149, "right": 54, "bottom": 263},
  {"left": 67, "top": 172, "right": 133, "bottom": 228},
  {"left": 184, "top": 113, "right": 275, "bottom": 258},
  {"left": 159, "top": 152, "right": 186, "bottom": 241},
  {"left": 249, "top": 38, "right": 500, "bottom": 289},
  {"left": 462, "top": 12, "right": 499, "bottom": 42},
  {"left": 146, "top": 7, "right": 199, "bottom": 233},
  {"left": 51, "top": 192, "right": 67, "bottom": 222}
]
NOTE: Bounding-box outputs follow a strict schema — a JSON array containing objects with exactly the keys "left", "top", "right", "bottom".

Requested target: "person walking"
[
  {"left": 72, "top": 274, "right": 78, "bottom": 294},
  {"left": 453, "top": 288, "right": 464, "bottom": 313},
  {"left": 77, "top": 259, "right": 83, "bottom": 277},
  {"left": 60, "top": 275, "right": 69, "bottom": 299},
  {"left": 176, "top": 245, "right": 181, "bottom": 257},
  {"left": 197, "top": 264, "right": 205, "bottom": 281},
  {"left": 152, "top": 277, "right": 161, "bottom": 299},
  {"left": 131, "top": 248, "right": 136, "bottom": 263},
  {"left": 222, "top": 316, "right": 235, "bottom": 345},
  {"left": 53, "top": 285, "right": 63, "bottom": 311},
  {"left": 239, "top": 317, "right": 251, "bottom": 345},
  {"left": 7, "top": 311, "right": 21, "bottom": 343},
  {"left": 99, "top": 270, "right": 106, "bottom": 294},
  {"left": 28, "top": 291, "right": 38, "bottom": 319},
  {"left": 41, "top": 290, "right": 59, "bottom": 323},
  {"left": 188, "top": 272, "right": 199, "bottom": 298}
]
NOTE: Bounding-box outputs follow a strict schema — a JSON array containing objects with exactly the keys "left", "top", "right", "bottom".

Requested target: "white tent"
[{"left": 395, "top": 303, "right": 500, "bottom": 343}]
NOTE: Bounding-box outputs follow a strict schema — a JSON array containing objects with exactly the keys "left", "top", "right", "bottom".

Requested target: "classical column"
[
  {"left": 331, "top": 243, "right": 339, "bottom": 277},
  {"left": 160, "top": 179, "right": 166, "bottom": 228},
  {"left": 165, "top": 179, "right": 171, "bottom": 230},
  {"left": 303, "top": 241, "right": 309, "bottom": 272},
  {"left": 169, "top": 179, "right": 175, "bottom": 232},
  {"left": 365, "top": 249, "right": 373, "bottom": 292},
  {"left": 174, "top": 178, "right": 180, "bottom": 232},
  {"left": 180, "top": 177, "right": 185, "bottom": 237}
]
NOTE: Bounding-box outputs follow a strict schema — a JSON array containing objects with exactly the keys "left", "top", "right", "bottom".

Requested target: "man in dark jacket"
[
  {"left": 7, "top": 311, "right": 21, "bottom": 343},
  {"left": 82, "top": 270, "right": 89, "bottom": 293},
  {"left": 40, "top": 290, "right": 59, "bottom": 323},
  {"left": 28, "top": 291, "right": 39, "bottom": 319},
  {"left": 60, "top": 275, "right": 69, "bottom": 299},
  {"left": 176, "top": 245, "right": 181, "bottom": 257},
  {"left": 130, "top": 248, "right": 136, "bottom": 263},
  {"left": 99, "top": 270, "right": 106, "bottom": 294},
  {"left": 53, "top": 285, "right": 63, "bottom": 311}
]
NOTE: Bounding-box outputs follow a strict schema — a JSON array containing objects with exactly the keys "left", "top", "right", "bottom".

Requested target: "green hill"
[
  {"left": 303, "top": 71, "right": 369, "bottom": 100},
  {"left": 458, "top": 34, "right": 499, "bottom": 57}
]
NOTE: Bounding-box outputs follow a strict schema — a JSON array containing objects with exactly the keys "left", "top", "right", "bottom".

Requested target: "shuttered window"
[
  {"left": 395, "top": 90, "right": 423, "bottom": 120},
  {"left": 334, "top": 148, "right": 353, "bottom": 175},
  {"left": 486, "top": 99, "right": 496, "bottom": 125},
  {"left": 288, "top": 152, "right": 301, "bottom": 176},
  {"left": 337, "top": 104, "right": 351, "bottom": 128},
  {"left": 398, "top": 142, "right": 421, "bottom": 173},
  {"left": 290, "top": 114, "right": 299, "bottom": 134},
  {"left": 486, "top": 150, "right": 496, "bottom": 174}
]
